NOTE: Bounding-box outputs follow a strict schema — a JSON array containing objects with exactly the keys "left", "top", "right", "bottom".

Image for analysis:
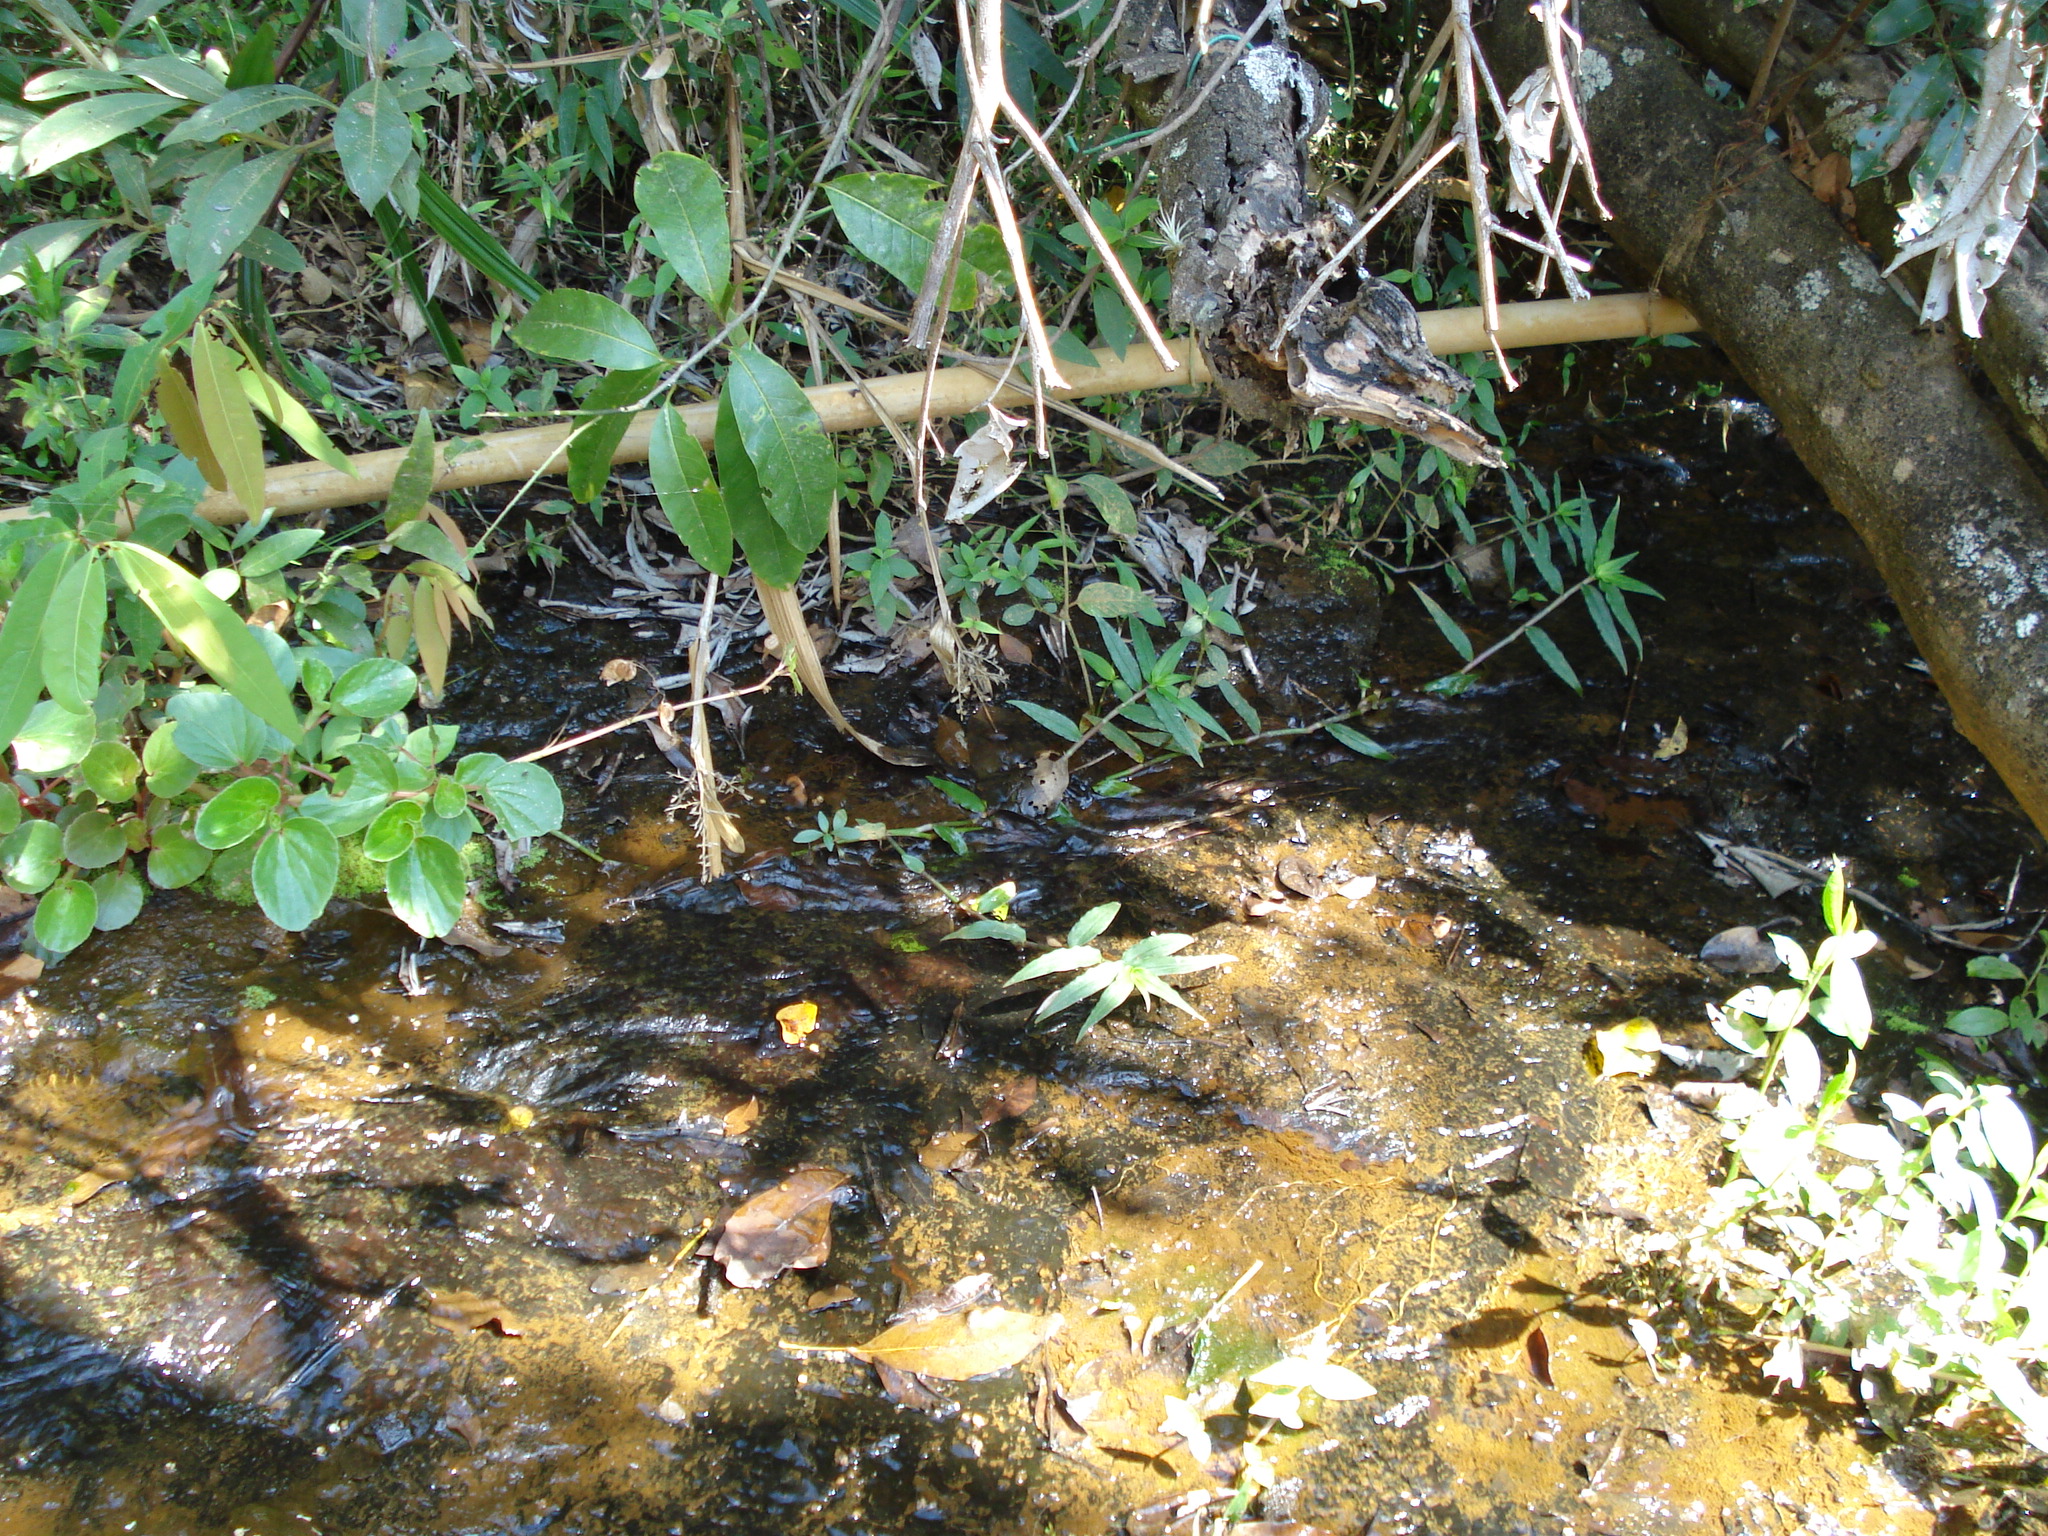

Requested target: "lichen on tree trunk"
[{"left": 1116, "top": 0, "right": 1502, "bottom": 464}]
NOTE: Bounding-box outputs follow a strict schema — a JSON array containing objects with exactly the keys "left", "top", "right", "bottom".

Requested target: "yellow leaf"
[
  {"left": 848, "top": 1307, "right": 1060, "bottom": 1380},
  {"left": 416, "top": 581, "right": 452, "bottom": 703},
  {"left": 1589, "top": 1018, "right": 1663, "bottom": 1079},
  {"left": 777, "top": 999, "right": 819, "bottom": 1047},
  {"left": 1653, "top": 717, "right": 1689, "bottom": 760},
  {"left": 190, "top": 327, "right": 267, "bottom": 519},
  {"left": 154, "top": 361, "right": 224, "bottom": 489},
  {"left": 381, "top": 573, "right": 415, "bottom": 665},
  {"left": 238, "top": 364, "right": 354, "bottom": 474}
]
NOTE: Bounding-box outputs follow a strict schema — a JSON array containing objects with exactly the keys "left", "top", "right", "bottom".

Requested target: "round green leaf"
[
  {"left": 12, "top": 699, "right": 96, "bottom": 772},
  {"left": 329, "top": 657, "right": 417, "bottom": 718},
  {"left": 142, "top": 720, "right": 201, "bottom": 797},
  {"left": 166, "top": 689, "right": 291, "bottom": 770},
  {"left": 431, "top": 776, "right": 467, "bottom": 820},
  {"left": 455, "top": 753, "right": 564, "bottom": 840},
  {"left": 252, "top": 817, "right": 339, "bottom": 931},
  {"left": 90, "top": 868, "right": 145, "bottom": 931},
  {"left": 78, "top": 740, "right": 142, "bottom": 803},
  {"left": 33, "top": 877, "right": 97, "bottom": 953},
  {"left": 0, "top": 792, "right": 19, "bottom": 837},
  {"left": 510, "top": 289, "right": 662, "bottom": 370},
  {"left": 146, "top": 825, "right": 212, "bottom": 889},
  {"left": 363, "top": 799, "right": 421, "bottom": 861},
  {"left": 636, "top": 152, "right": 732, "bottom": 312},
  {"left": 62, "top": 809, "right": 127, "bottom": 869},
  {"left": 194, "top": 775, "right": 282, "bottom": 849},
  {"left": 821, "top": 173, "right": 977, "bottom": 309},
  {"left": 386, "top": 833, "right": 464, "bottom": 937},
  {"left": 2, "top": 819, "right": 62, "bottom": 894}
]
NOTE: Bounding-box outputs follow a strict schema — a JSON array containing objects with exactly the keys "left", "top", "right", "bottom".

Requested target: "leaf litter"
[{"left": 713, "top": 1166, "right": 849, "bottom": 1288}]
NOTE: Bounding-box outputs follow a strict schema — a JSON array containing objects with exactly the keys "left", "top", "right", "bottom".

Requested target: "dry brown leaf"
[
  {"left": 849, "top": 1306, "right": 1060, "bottom": 1380},
  {"left": 722, "top": 1096, "right": 762, "bottom": 1138},
  {"left": 975, "top": 1076, "right": 1037, "bottom": 1126},
  {"left": 1275, "top": 855, "right": 1326, "bottom": 900},
  {"left": 918, "top": 1129, "right": 983, "bottom": 1174},
  {"left": 713, "top": 1167, "right": 849, "bottom": 1288},
  {"left": 57, "top": 1172, "right": 124, "bottom": 1208},
  {"left": 428, "top": 1290, "right": 525, "bottom": 1336},
  {"left": 875, "top": 1359, "right": 948, "bottom": 1408},
  {"left": 805, "top": 1284, "right": 858, "bottom": 1312},
  {"left": 600, "top": 658, "right": 639, "bottom": 685},
  {"left": 402, "top": 370, "right": 458, "bottom": 411}
]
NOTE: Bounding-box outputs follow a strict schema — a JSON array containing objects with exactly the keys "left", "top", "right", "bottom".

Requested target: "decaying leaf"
[
  {"left": 1330, "top": 874, "right": 1378, "bottom": 901},
  {"left": 943, "top": 406, "right": 1025, "bottom": 523},
  {"left": 1275, "top": 854, "right": 1326, "bottom": 900},
  {"left": 919, "top": 1128, "right": 983, "bottom": 1173},
  {"left": 849, "top": 1305, "right": 1060, "bottom": 1380},
  {"left": 776, "top": 1000, "right": 821, "bottom": 1048},
  {"left": 805, "top": 1284, "right": 858, "bottom": 1312},
  {"left": 1525, "top": 1322, "right": 1555, "bottom": 1388},
  {"left": 975, "top": 1076, "right": 1037, "bottom": 1126},
  {"left": 1015, "top": 751, "right": 1069, "bottom": 817},
  {"left": 722, "top": 1096, "right": 762, "bottom": 1138},
  {"left": 713, "top": 1166, "right": 849, "bottom": 1288},
  {"left": 875, "top": 1359, "right": 948, "bottom": 1408},
  {"left": 1700, "top": 925, "right": 1780, "bottom": 975},
  {"left": 1588, "top": 1018, "right": 1662, "bottom": 1080},
  {"left": 1653, "top": 716, "right": 1688, "bottom": 760},
  {"left": 427, "top": 1290, "right": 526, "bottom": 1336}
]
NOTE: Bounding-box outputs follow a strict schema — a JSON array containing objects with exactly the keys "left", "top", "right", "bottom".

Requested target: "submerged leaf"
[
  {"left": 714, "top": 1167, "right": 849, "bottom": 1288},
  {"left": 848, "top": 1306, "right": 1060, "bottom": 1380}
]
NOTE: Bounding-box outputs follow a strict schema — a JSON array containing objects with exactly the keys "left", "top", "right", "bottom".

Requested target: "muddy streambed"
[{"left": 1, "top": 344, "right": 2041, "bottom": 1535}]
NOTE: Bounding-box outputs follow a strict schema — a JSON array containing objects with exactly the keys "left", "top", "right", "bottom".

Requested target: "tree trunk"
[{"left": 1486, "top": 0, "right": 2048, "bottom": 842}]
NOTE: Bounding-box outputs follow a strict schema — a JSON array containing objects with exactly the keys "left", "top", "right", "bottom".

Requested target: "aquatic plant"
[{"left": 984, "top": 900, "right": 1234, "bottom": 1036}]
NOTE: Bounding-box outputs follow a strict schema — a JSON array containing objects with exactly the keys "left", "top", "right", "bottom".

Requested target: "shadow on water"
[{"left": 0, "top": 339, "right": 2041, "bottom": 1534}]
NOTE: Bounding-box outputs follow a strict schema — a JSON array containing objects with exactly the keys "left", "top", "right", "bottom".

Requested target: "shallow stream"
[{"left": 1, "top": 343, "right": 2041, "bottom": 1534}]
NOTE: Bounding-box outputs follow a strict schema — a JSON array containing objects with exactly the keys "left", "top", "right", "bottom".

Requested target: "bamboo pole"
[{"left": 34, "top": 293, "right": 1698, "bottom": 525}]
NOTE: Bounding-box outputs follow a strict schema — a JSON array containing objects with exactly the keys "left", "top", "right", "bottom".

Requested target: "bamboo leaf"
[
  {"left": 1411, "top": 584, "right": 1474, "bottom": 662},
  {"left": 191, "top": 326, "right": 267, "bottom": 518},
  {"left": 110, "top": 542, "right": 301, "bottom": 742},
  {"left": 649, "top": 404, "right": 731, "bottom": 574},
  {"left": 415, "top": 176, "right": 545, "bottom": 305},
  {"left": 1523, "top": 624, "right": 1583, "bottom": 694},
  {"left": 39, "top": 549, "right": 105, "bottom": 715},
  {"left": 635, "top": 151, "right": 731, "bottom": 312}
]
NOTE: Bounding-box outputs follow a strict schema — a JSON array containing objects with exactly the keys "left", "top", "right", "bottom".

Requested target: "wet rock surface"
[{"left": 0, "top": 343, "right": 2038, "bottom": 1533}]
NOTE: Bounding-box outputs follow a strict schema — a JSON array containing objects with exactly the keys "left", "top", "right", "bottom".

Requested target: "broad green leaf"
[
  {"left": 0, "top": 541, "right": 77, "bottom": 750},
  {"left": 822, "top": 172, "right": 978, "bottom": 309},
  {"left": 165, "top": 150, "right": 297, "bottom": 287},
  {"left": 160, "top": 83, "right": 325, "bottom": 146},
  {"left": 190, "top": 328, "right": 267, "bottom": 519},
  {"left": 330, "top": 657, "right": 417, "bottom": 717},
  {"left": 386, "top": 832, "right": 464, "bottom": 936},
  {"left": 636, "top": 152, "right": 731, "bottom": 311},
  {"left": 90, "top": 868, "right": 145, "bottom": 930},
  {"left": 723, "top": 345, "right": 835, "bottom": 554},
  {"left": 40, "top": 549, "right": 105, "bottom": 715},
  {"left": 362, "top": 799, "right": 421, "bottom": 860},
  {"left": 0, "top": 219, "right": 103, "bottom": 298},
  {"left": 648, "top": 405, "right": 731, "bottom": 573},
  {"left": 13, "top": 700, "right": 95, "bottom": 772},
  {"left": 1324, "top": 721, "right": 1391, "bottom": 759},
  {"left": 2, "top": 821, "right": 62, "bottom": 894},
  {"left": 511, "top": 289, "right": 662, "bottom": 370},
  {"left": 1008, "top": 698, "right": 1081, "bottom": 741},
  {"left": 146, "top": 825, "right": 211, "bottom": 888},
  {"left": 1947, "top": 1005, "right": 2011, "bottom": 1038},
  {"left": 142, "top": 720, "right": 201, "bottom": 795},
  {"left": 1866, "top": 0, "right": 1934, "bottom": 45},
  {"left": 237, "top": 526, "right": 325, "bottom": 580},
  {"left": 112, "top": 544, "right": 301, "bottom": 743},
  {"left": 1966, "top": 956, "right": 2030, "bottom": 982},
  {"left": 195, "top": 774, "right": 281, "bottom": 848},
  {"left": 21, "top": 94, "right": 177, "bottom": 176},
  {"left": 385, "top": 409, "right": 438, "bottom": 530},
  {"left": 0, "top": 797, "right": 17, "bottom": 837},
  {"left": 333, "top": 79, "right": 411, "bottom": 212},
  {"left": 404, "top": 723, "right": 460, "bottom": 767},
  {"left": 454, "top": 752, "right": 563, "bottom": 839},
  {"left": 164, "top": 690, "right": 287, "bottom": 769},
  {"left": 22, "top": 69, "right": 133, "bottom": 101},
  {"left": 1180, "top": 437, "right": 1261, "bottom": 477},
  {"left": 62, "top": 809, "right": 127, "bottom": 869},
  {"left": 715, "top": 389, "right": 805, "bottom": 586},
  {"left": 252, "top": 817, "right": 339, "bottom": 930},
  {"left": 33, "top": 877, "right": 97, "bottom": 953},
  {"left": 568, "top": 365, "right": 663, "bottom": 505},
  {"left": 126, "top": 54, "right": 225, "bottom": 102}
]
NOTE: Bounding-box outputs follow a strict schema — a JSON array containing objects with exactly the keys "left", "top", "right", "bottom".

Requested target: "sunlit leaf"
[
  {"left": 160, "top": 83, "right": 326, "bottom": 146},
  {"left": 567, "top": 365, "right": 663, "bottom": 505},
  {"left": 715, "top": 389, "right": 804, "bottom": 586},
  {"left": 252, "top": 816, "right": 339, "bottom": 930},
  {"left": 40, "top": 549, "right": 105, "bottom": 715},
  {"left": 194, "top": 774, "right": 281, "bottom": 849},
  {"left": 32, "top": 877, "right": 97, "bottom": 952},
  {"left": 846, "top": 1307, "right": 1060, "bottom": 1380},
  {"left": 113, "top": 543, "right": 301, "bottom": 743},
  {"left": 385, "top": 832, "right": 464, "bottom": 936},
  {"left": 649, "top": 405, "right": 732, "bottom": 574},
  {"left": 333, "top": 78, "right": 411, "bottom": 211},
  {"left": 146, "top": 825, "right": 211, "bottom": 889},
  {"left": 453, "top": 753, "right": 563, "bottom": 839},
  {"left": 12, "top": 700, "right": 95, "bottom": 772},
  {"left": 636, "top": 151, "right": 731, "bottom": 311},
  {"left": 61, "top": 809, "right": 126, "bottom": 869},
  {"left": 822, "top": 172, "right": 977, "bottom": 308},
  {"left": 90, "top": 868, "right": 145, "bottom": 930},
  {"left": 21, "top": 93, "right": 177, "bottom": 176},
  {"left": 0, "top": 541, "right": 76, "bottom": 751},
  {"left": 511, "top": 289, "right": 662, "bottom": 370},
  {"left": 191, "top": 327, "right": 267, "bottom": 519},
  {"left": 1, "top": 820, "right": 62, "bottom": 894},
  {"left": 723, "top": 345, "right": 835, "bottom": 555}
]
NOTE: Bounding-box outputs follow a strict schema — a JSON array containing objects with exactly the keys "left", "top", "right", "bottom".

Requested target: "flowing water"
[{"left": 0, "top": 343, "right": 2039, "bottom": 1535}]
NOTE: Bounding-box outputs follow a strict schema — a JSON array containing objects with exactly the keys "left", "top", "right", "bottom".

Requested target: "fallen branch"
[{"left": 2, "top": 295, "right": 1694, "bottom": 527}]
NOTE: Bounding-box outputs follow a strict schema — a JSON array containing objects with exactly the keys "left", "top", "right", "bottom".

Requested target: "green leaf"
[
  {"left": 0, "top": 796, "right": 17, "bottom": 838},
  {"left": 945, "top": 918, "right": 1028, "bottom": 943},
  {"left": 127, "top": 54, "right": 226, "bottom": 102},
  {"left": 33, "top": 877, "right": 97, "bottom": 953},
  {"left": 821, "top": 173, "right": 976, "bottom": 308},
  {"left": 649, "top": 404, "right": 732, "bottom": 574},
  {"left": 165, "top": 150, "right": 297, "bottom": 287},
  {"left": 190, "top": 327, "right": 268, "bottom": 519},
  {"left": 111, "top": 543, "right": 301, "bottom": 743},
  {"left": 165, "top": 689, "right": 287, "bottom": 769},
  {"left": 160, "top": 83, "right": 324, "bottom": 147},
  {"left": 1524, "top": 625, "right": 1581, "bottom": 693},
  {"left": 1411, "top": 584, "right": 1474, "bottom": 663},
  {"left": 1966, "top": 956, "right": 2029, "bottom": 982},
  {"left": 415, "top": 176, "right": 546, "bottom": 306},
  {"left": 194, "top": 774, "right": 282, "bottom": 849},
  {"left": 362, "top": 799, "right": 421, "bottom": 860},
  {"left": 723, "top": 346, "right": 836, "bottom": 554},
  {"left": 252, "top": 817, "right": 339, "bottom": 930},
  {"left": 90, "top": 868, "right": 145, "bottom": 931},
  {"left": 1069, "top": 901, "right": 1119, "bottom": 945},
  {"left": 238, "top": 526, "right": 325, "bottom": 580},
  {"left": 1073, "top": 473, "right": 1137, "bottom": 539},
  {"left": 1323, "top": 720, "right": 1391, "bottom": 759},
  {"left": 40, "top": 549, "right": 105, "bottom": 715},
  {"left": 78, "top": 742, "right": 144, "bottom": 802},
  {"left": 716, "top": 389, "right": 805, "bottom": 586},
  {"left": 61, "top": 809, "right": 127, "bottom": 869},
  {"left": 1007, "top": 944, "right": 1103, "bottom": 985},
  {"left": 386, "top": 832, "right": 464, "bottom": 936},
  {"left": 454, "top": 752, "right": 564, "bottom": 839},
  {"left": 1866, "top": 0, "right": 1933, "bottom": 45},
  {"left": 330, "top": 657, "right": 417, "bottom": 717},
  {"left": 511, "top": 289, "right": 662, "bottom": 370},
  {"left": 568, "top": 365, "right": 663, "bottom": 505},
  {"left": 1180, "top": 437, "right": 1261, "bottom": 477},
  {"left": 1009, "top": 698, "right": 1081, "bottom": 742},
  {"left": 1075, "top": 580, "right": 1149, "bottom": 620},
  {"left": 0, "top": 542, "right": 77, "bottom": 751},
  {"left": 146, "top": 825, "right": 211, "bottom": 888},
  {"left": 2, "top": 820, "right": 61, "bottom": 894},
  {"left": 636, "top": 151, "right": 732, "bottom": 312},
  {"left": 1947, "top": 1006, "right": 2012, "bottom": 1038},
  {"left": 13, "top": 700, "right": 95, "bottom": 772},
  {"left": 142, "top": 720, "right": 201, "bottom": 795},
  {"left": 21, "top": 93, "right": 178, "bottom": 176},
  {"left": 333, "top": 79, "right": 411, "bottom": 211},
  {"left": 385, "top": 408, "right": 438, "bottom": 531}
]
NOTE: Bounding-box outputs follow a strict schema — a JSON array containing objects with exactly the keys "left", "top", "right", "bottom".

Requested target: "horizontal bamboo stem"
[{"left": 25, "top": 293, "right": 1698, "bottom": 525}]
